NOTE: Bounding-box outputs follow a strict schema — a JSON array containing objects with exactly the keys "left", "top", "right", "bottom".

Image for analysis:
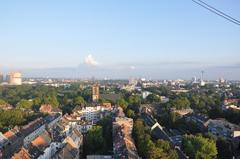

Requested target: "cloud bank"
[{"left": 84, "top": 54, "right": 98, "bottom": 66}]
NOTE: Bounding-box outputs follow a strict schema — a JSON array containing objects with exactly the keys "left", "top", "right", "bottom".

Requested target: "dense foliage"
[
  {"left": 133, "top": 119, "right": 178, "bottom": 159},
  {"left": 182, "top": 134, "right": 217, "bottom": 159},
  {"left": 16, "top": 99, "right": 33, "bottom": 110},
  {"left": 0, "top": 109, "right": 42, "bottom": 132},
  {"left": 146, "top": 94, "right": 161, "bottom": 103},
  {"left": 168, "top": 97, "right": 191, "bottom": 110},
  {"left": 0, "top": 98, "right": 7, "bottom": 106},
  {"left": 84, "top": 117, "right": 113, "bottom": 156},
  {"left": 84, "top": 126, "right": 105, "bottom": 154}
]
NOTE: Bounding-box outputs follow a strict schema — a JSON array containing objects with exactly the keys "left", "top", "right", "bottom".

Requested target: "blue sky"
[{"left": 0, "top": 0, "right": 239, "bottom": 79}]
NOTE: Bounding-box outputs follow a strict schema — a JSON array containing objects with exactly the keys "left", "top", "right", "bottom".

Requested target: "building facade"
[
  {"left": 7, "top": 72, "right": 22, "bottom": 85},
  {"left": 92, "top": 85, "right": 99, "bottom": 102}
]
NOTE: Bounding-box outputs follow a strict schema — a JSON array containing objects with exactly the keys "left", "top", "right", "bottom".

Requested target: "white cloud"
[{"left": 84, "top": 54, "right": 98, "bottom": 66}]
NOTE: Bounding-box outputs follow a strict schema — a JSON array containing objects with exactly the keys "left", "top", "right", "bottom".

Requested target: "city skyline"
[{"left": 0, "top": 0, "right": 240, "bottom": 79}]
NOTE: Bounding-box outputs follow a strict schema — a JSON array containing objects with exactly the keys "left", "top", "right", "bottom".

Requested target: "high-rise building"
[
  {"left": 7, "top": 72, "right": 22, "bottom": 85},
  {"left": 192, "top": 76, "right": 197, "bottom": 83},
  {"left": 92, "top": 84, "right": 99, "bottom": 102}
]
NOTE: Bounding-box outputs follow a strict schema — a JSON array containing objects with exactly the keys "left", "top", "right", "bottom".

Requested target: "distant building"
[
  {"left": 224, "top": 99, "right": 239, "bottom": 106},
  {"left": 192, "top": 76, "right": 197, "bottom": 84},
  {"left": 39, "top": 104, "right": 62, "bottom": 114},
  {"left": 160, "top": 96, "right": 170, "bottom": 103},
  {"left": 171, "top": 108, "right": 193, "bottom": 116},
  {"left": 92, "top": 85, "right": 99, "bottom": 102},
  {"left": 142, "top": 91, "right": 152, "bottom": 99},
  {"left": 0, "top": 103, "right": 13, "bottom": 110},
  {"left": 7, "top": 72, "right": 22, "bottom": 85},
  {"left": 206, "top": 119, "right": 240, "bottom": 139},
  {"left": 219, "top": 77, "right": 225, "bottom": 84},
  {"left": 224, "top": 105, "right": 240, "bottom": 111},
  {"left": 129, "top": 78, "right": 138, "bottom": 86}
]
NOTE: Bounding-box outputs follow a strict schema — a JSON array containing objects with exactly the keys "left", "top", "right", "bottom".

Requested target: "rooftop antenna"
[{"left": 201, "top": 70, "right": 204, "bottom": 81}]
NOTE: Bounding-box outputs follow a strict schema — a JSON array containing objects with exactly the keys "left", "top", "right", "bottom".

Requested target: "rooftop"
[
  {"left": 31, "top": 131, "right": 51, "bottom": 152},
  {"left": 20, "top": 118, "right": 45, "bottom": 137},
  {"left": 56, "top": 142, "right": 79, "bottom": 159}
]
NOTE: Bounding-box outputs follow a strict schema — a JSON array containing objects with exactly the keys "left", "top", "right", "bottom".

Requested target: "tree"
[
  {"left": 0, "top": 99, "right": 8, "bottom": 109},
  {"left": 43, "top": 92, "right": 59, "bottom": 108},
  {"left": 182, "top": 135, "right": 217, "bottom": 159},
  {"left": 97, "top": 117, "right": 113, "bottom": 153},
  {"left": 16, "top": 99, "right": 33, "bottom": 110},
  {"left": 171, "top": 97, "right": 190, "bottom": 110},
  {"left": 116, "top": 98, "right": 128, "bottom": 110},
  {"left": 73, "top": 96, "right": 85, "bottom": 106},
  {"left": 32, "top": 97, "right": 42, "bottom": 110},
  {"left": 0, "top": 109, "right": 28, "bottom": 132},
  {"left": 0, "top": 99, "right": 7, "bottom": 106},
  {"left": 85, "top": 126, "right": 105, "bottom": 154},
  {"left": 126, "top": 109, "right": 135, "bottom": 118},
  {"left": 133, "top": 119, "right": 178, "bottom": 159},
  {"left": 156, "top": 139, "right": 178, "bottom": 159},
  {"left": 128, "top": 95, "right": 141, "bottom": 105},
  {"left": 146, "top": 94, "right": 161, "bottom": 103}
]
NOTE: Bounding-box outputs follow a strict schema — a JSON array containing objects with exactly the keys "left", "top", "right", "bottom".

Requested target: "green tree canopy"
[
  {"left": 42, "top": 92, "right": 59, "bottom": 108},
  {"left": 0, "top": 99, "right": 7, "bottom": 106},
  {"left": 133, "top": 119, "right": 178, "bottom": 159},
  {"left": 146, "top": 94, "right": 161, "bottom": 103},
  {"left": 116, "top": 98, "right": 128, "bottom": 110},
  {"left": 73, "top": 96, "right": 85, "bottom": 106},
  {"left": 126, "top": 109, "right": 136, "bottom": 118},
  {"left": 16, "top": 99, "right": 33, "bottom": 110},
  {"left": 128, "top": 95, "right": 141, "bottom": 105},
  {"left": 85, "top": 126, "right": 105, "bottom": 154},
  {"left": 170, "top": 97, "right": 191, "bottom": 110},
  {"left": 0, "top": 109, "right": 32, "bottom": 132},
  {"left": 182, "top": 135, "right": 217, "bottom": 159}
]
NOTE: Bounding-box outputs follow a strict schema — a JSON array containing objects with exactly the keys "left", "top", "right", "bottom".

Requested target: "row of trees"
[
  {"left": 83, "top": 117, "right": 113, "bottom": 156},
  {"left": 133, "top": 119, "right": 178, "bottom": 159},
  {"left": 0, "top": 109, "right": 42, "bottom": 132}
]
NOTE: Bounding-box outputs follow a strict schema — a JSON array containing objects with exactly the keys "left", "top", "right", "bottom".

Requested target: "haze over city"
[
  {"left": 1, "top": 1, "right": 240, "bottom": 159},
  {"left": 0, "top": 0, "right": 239, "bottom": 79}
]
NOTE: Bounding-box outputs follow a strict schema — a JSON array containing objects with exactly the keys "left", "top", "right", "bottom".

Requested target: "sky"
[{"left": 0, "top": 0, "right": 240, "bottom": 79}]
